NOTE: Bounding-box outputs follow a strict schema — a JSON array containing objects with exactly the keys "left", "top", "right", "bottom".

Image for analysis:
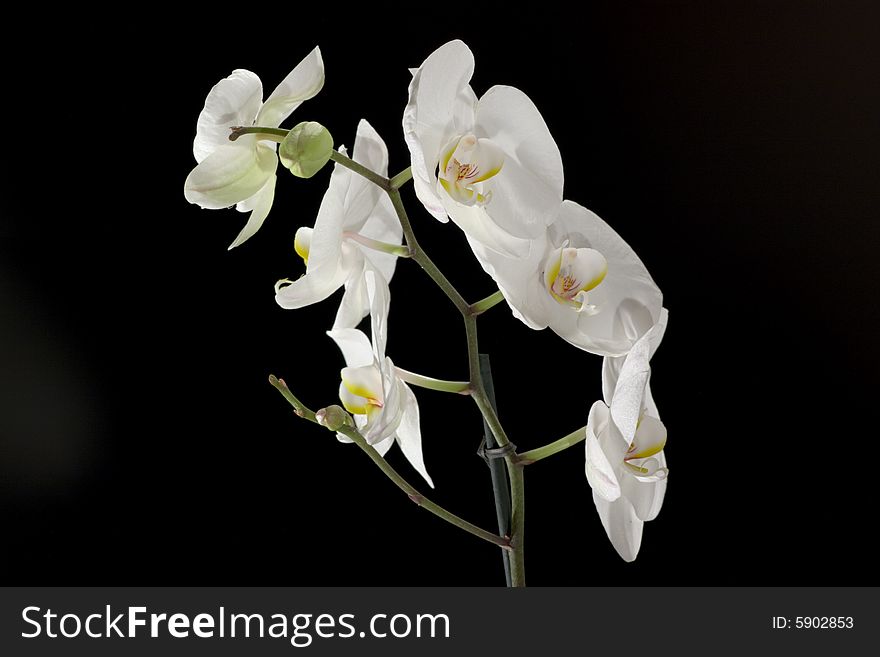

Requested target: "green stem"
[
  {"left": 387, "top": 189, "right": 470, "bottom": 315},
  {"left": 337, "top": 425, "right": 510, "bottom": 549},
  {"left": 478, "top": 354, "right": 512, "bottom": 586},
  {"left": 229, "top": 126, "right": 288, "bottom": 143},
  {"left": 389, "top": 167, "right": 413, "bottom": 190},
  {"left": 329, "top": 150, "right": 391, "bottom": 190},
  {"left": 466, "top": 310, "right": 526, "bottom": 586},
  {"left": 394, "top": 367, "right": 470, "bottom": 394},
  {"left": 464, "top": 316, "right": 511, "bottom": 448},
  {"left": 468, "top": 290, "right": 505, "bottom": 316},
  {"left": 323, "top": 156, "right": 526, "bottom": 586},
  {"left": 471, "top": 388, "right": 511, "bottom": 448},
  {"left": 506, "top": 456, "right": 525, "bottom": 585},
  {"left": 268, "top": 375, "right": 316, "bottom": 422},
  {"left": 343, "top": 231, "right": 412, "bottom": 258},
  {"left": 268, "top": 375, "right": 509, "bottom": 550},
  {"left": 517, "top": 426, "right": 588, "bottom": 465}
]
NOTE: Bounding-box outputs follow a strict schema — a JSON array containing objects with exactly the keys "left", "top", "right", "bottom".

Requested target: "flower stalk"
[
  {"left": 478, "top": 354, "right": 512, "bottom": 586},
  {"left": 468, "top": 290, "right": 505, "bottom": 316},
  {"left": 517, "top": 426, "right": 588, "bottom": 465},
  {"left": 279, "top": 146, "right": 528, "bottom": 584},
  {"left": 228, "top": 125, "right": 289, "bottom": 143},
  {"left": 388, "top": 185, "right": 526, "bottom": 586},
  {"left": 342, "top": 231, "right": 412, "bottom": 258},
  {"left": 387, "top": 188, "right": 471, "bottom": 315},
  {"left": 389, "top": 166, "right": 413, "bottom": 190},
  {"left": 268, "top": 375, "right": 510, "bottom": 549},
  {"left": 329, "top": 149, "right": 391, "bottom": 191},
  {"left": 394, "top": 367, "right": 470, "bottom": 394},
  {"left": 192, "top": 38, "right": 671, "bottom": 583}
]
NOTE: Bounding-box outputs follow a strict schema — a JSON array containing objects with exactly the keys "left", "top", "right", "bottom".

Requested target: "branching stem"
[{"left": 268, "top": 375, "right": 509, "bottom": 549}]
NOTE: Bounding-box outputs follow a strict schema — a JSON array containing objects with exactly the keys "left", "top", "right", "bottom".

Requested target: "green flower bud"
[
  {"left": 315, "top": 405, "right": 354, "bottom": 431},
  {"left": 279, "top": 121, "right": 334, "bottom": 178}
]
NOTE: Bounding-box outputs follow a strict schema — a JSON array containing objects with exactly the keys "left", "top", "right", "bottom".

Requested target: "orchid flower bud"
[
  {"left": 315, "top": 405, "right": 353, "bottom": 431},
  {"left": 280, "top": 121, "right": 334, "bottom": 178}
]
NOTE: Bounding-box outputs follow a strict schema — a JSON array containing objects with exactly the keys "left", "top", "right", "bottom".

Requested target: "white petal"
[
  {"left": 647, "top": 307, "right": 670, "bottom": 358},
  {"left": 372, "top": 435, "right": 396, "bottom": 457},
  {"left": 404, "top": 40, "right": 475, "bottom": 222},
  {"left": 453, "top": 85, "right": 478, "bottom": 136},
  {"left": 592, "top": 493, "right": 643, "bottom": 562},
  {"left": 359, "top": 193, "right": 403, "bottom": 285},
  {"left": 274, "top": 256, "right": 351, "bottom": 311},
  {"left": 643, "top": 378, "right": 660, "bottom": 419},
  {"left": 466, "top": 233, "right": 553, "bottom": 330},
  {"left": 442, "top": 188, "right": 531, "bottom": 258},
  {"left": 405, "top": 40, "right": 474, "bottom": 135},
  {"left": 475, "top": 85, "right": 563, "bottom": 238},
  {"left": 227, "top": 173, "right": 276, "bottom": 249},
  {"left": 184, "top": 139, "right": 277, "bottom": 209},
  {"left": 351, "top": 119, "right": 389, "bottom": 176},
  {"left": 601, "top": 355, "right": 624, "bottom": 407},
  {"left": 549, "top": 201, "right": 663, "bottom": 356},
  {"left": 609, "top": 336, "right": 652, "bottom": 442},
  {"left": 256, "top": 46, "right": 325, "bottom": 128},
  {"left": 361, "top": 361, "right": 405, "bottom": 445},
  {"left": 306, "top": 166, "right": 353, "bottom": 279},
  {"left": 327, "top": 328, "right": 373, "bottom": 368},
  {"left": 584, "top": 401, "right": 621, "bottom": 501},
  {"left": 394, "top": 383, "right": 434, "bottom": 488},
  {"left": 334, "top": 261, "right": 370, "bottom": 330},
  {"left": 412, "top": 174, "right": 448, "bottom": 223},
  {"left": 193, "top": 69, "right": 263, "bottom": 163},
  {"left": 338, "top": 120, "right": 387, "bottom": 235},
  {"left": 602, "top": 308, "right": 668, "bottom": 404},
  {"left": 365, "top": 269, "right": 391, "bottom": 362}
]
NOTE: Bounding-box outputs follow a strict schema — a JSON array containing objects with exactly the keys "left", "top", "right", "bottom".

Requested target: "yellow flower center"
[
  {"left": 437, "top": 134, "right": 504, "bottom": 207},
  {"left": 543, "top": 243, "right": 608, "bottom": 314}
]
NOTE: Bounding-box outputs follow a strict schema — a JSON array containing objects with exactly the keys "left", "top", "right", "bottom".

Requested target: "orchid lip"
[
  {"left": 624, "top": 459, "right": 668, "bottom": 479},
  {"left": 543, "top": 241, "right": 608, "bottom": 312},
  {"left": 621, "top": 414, "right": 668, "bottom": 480},
  {"left": 437, "top": 134, "right": 504, "bottom": 207},
  {"left": 294, "top": 226, "right": 313, "bottom": 265},
  {"left": 340, "top": 364, "right": 386, "bottom": 419},
  {"left": 274, "top": 277, "right": 296, "bottom": 294}
]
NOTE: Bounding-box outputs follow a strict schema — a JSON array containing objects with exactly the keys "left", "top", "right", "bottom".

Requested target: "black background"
[{"left": 2, "top": 2, "right": 878, "bottom": 585}]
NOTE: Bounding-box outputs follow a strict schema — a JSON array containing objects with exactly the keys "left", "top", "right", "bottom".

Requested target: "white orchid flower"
[
  {"left": 274, "top": 120, "right": 403, "bottom": 329},
  {"left": 327, "top": 271, "right": 433, "bottom": 487},
  {"left": 584, "top": 309, "right": 668, "bottom": 561},
  {"left": 470, "top": 200, "right": 663, "bottom": 357},
  {"left": 404, "top": 39, "right": 564, "bottom": 258},
  {"left": 184, "top": 47, "right": 325, "bottom": 249}
]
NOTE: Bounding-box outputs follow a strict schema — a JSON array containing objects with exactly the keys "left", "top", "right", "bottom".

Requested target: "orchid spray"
[{"left": 185, "top": 40, "right": 670, "bottom": 585}]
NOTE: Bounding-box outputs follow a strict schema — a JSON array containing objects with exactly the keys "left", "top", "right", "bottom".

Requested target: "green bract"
[{"left": 280, "top": 121, "right": 334, "bottom": 178}]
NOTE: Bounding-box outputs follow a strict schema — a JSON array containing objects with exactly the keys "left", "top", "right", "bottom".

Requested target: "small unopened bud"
[
  {"left": 279, "top": 121, "right": 334, "bottom": 178},
  {"left": 315, "top": 405, "right": 353, "bottom": 431}
]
